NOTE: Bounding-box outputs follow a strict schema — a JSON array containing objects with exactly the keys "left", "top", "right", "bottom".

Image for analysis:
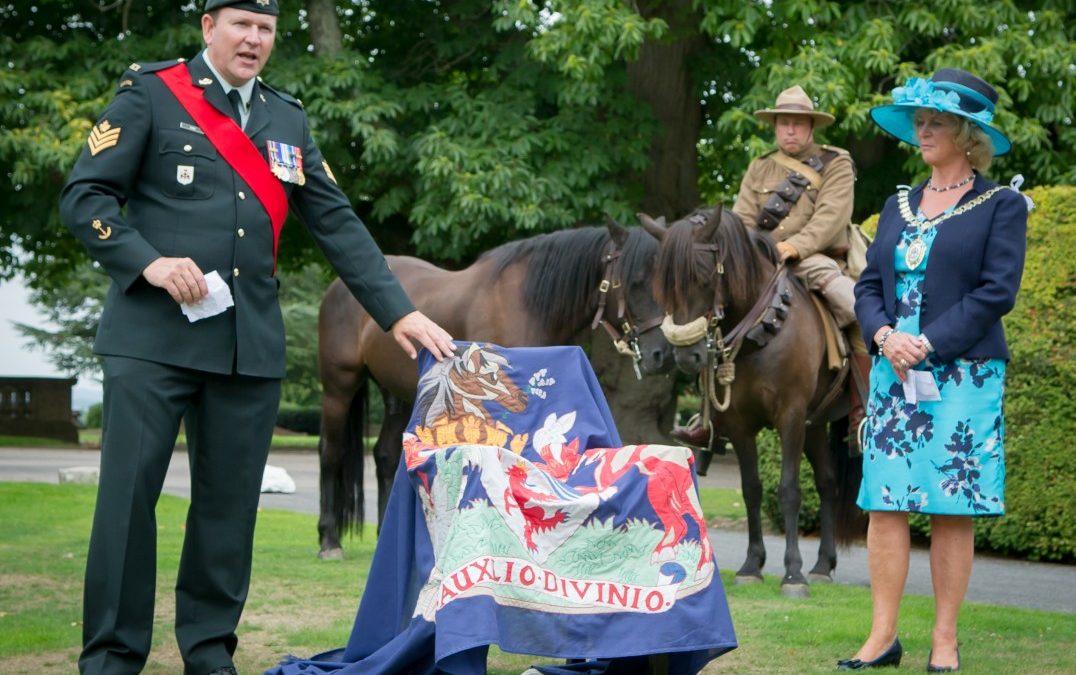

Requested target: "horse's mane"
[
  {"left": 654, "top": 207, "right": 778, "bottom": 314},
  {"left": 482, "top": 226, "right": 657, "bottom": 327}
]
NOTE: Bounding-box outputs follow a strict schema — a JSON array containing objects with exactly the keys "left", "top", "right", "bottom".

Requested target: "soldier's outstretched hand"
[
  {"left": 143, "top": 257, "right": 209, "bottom": 304},
  {"left": 391, "top": 311, "right": 456, "bottom": 361}
]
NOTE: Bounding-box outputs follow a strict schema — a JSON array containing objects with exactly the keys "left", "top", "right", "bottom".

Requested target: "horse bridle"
[
  {"left": 661, "top": 218, "right": 788, "bottom": 412},
  {"left": 590, "top": 239, "right": 665, "bottom": 379}
]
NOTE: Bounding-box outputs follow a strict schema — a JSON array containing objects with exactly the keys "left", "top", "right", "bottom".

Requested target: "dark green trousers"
[{"left": 79, "top": 356, "right": 280, "bottom": 675}]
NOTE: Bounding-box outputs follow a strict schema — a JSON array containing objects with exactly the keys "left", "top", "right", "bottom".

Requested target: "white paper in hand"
[
  {"left": 902, "top": 370, "right": 941, "bottom": 404},
  {"left": 180, "top": 270, "right": 234, "bottom": 322}
]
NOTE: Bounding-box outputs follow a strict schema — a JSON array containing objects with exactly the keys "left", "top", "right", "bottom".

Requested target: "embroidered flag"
[{"left": 268, "top": 343, "right": 737, "bottom": 675}]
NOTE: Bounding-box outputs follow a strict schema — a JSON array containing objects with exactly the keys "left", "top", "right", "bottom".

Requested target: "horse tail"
[
  {"left": 337, "top": 375, "right": 369, "bottom": 539},
  {"left": 831, "top": 417, "right": 868, "bottom": 545}
]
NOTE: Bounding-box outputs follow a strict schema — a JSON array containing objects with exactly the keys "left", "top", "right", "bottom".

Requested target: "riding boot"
[{"left": 671, "top": 415, "right": 714, "bottom": 449}]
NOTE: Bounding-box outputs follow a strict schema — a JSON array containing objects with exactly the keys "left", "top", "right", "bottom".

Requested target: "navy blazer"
[{"left": 854, "top": 173, "right": 1028, "bottom": 362}]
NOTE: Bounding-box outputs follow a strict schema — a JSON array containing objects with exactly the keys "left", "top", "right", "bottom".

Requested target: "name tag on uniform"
[{"left": 266, "top": 140, "right": 305, "bottom": 186}]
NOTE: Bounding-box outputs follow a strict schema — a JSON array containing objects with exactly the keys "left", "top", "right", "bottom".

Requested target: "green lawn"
[
  {"left": 0, "top": 435, "right": 80, "bottom": 449},
  {"left": 0, "top": 483, "right": 1072, "bottom": 674},
  {"left": 0, "top": 431, "right": 322, "bottom": 450},
  {"left": 74, "top": 430, "right": 321, "bottom": 450}
]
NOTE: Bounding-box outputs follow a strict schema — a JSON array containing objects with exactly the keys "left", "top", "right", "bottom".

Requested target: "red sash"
[{"left": 156, "top": 63, "right": 288, "bottom": 264}]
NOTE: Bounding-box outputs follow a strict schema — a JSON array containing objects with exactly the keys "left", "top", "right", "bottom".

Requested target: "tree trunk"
[
  {"left": 627, "top": 0, "right": 703, "bottom": 218},
  {"left": 305, "top": 0, "right": 343, "bottom": 57},
  {"left": 588, "top": 0, "right": 700, "bottom": 443}
]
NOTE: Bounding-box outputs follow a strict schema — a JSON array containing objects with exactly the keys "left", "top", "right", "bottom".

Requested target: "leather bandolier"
[{"left": 756, "top": 150, "right": 840, "bottom": 231}]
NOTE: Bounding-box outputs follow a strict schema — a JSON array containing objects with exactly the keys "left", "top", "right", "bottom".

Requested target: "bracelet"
[
  {"left": 876, "top": 328, "right": 896, "bottom": 355},
  {"left": 917, "top": 333, "right": 934, "bottom": 353}
]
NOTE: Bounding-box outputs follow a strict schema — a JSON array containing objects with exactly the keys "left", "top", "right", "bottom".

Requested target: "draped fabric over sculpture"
[{"left": 268, "top": 343, "right": 737, "bottom": 675}]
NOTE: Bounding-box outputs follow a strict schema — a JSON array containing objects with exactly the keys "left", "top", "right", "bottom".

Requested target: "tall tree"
[{"left": 3, "top": 1, "right": 1073, "bottom": 439}]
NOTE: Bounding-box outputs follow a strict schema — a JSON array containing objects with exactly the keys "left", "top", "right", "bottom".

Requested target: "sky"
[{"left": 0, "top": 274, "right": 103, "bottom": 409}]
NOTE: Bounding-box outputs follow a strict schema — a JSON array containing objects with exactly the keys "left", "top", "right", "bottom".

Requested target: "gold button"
[
  {"left": 238, "top": 191, "right": 246, "bottom": 200},
  {"left": 232, "top": 268, "right": 240, "bottom": 277},
  {"left": 237, "top": 228, "right": 245, "bottom": 238},
  {"left": 183, "top": 144, "right": 192, "bottom": 152}
]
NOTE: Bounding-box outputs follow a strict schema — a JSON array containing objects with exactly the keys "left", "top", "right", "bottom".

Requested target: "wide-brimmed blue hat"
[{"left": 870, "top": 68, "right": 1011, "bottom": 156}]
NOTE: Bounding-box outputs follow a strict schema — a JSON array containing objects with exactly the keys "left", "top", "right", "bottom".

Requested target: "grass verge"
[{"left": 0, "top": 483, "right": 1071, "bottom": 674}]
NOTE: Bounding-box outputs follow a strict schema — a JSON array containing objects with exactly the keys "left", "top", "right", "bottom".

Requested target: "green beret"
[{"left": 204, "top": 0, "right": 279, "bottom": 16}]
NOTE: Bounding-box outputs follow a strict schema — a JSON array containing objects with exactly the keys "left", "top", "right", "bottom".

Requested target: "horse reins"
[{"left": 590, "top": 239, "right": 664, "bottom": 379}]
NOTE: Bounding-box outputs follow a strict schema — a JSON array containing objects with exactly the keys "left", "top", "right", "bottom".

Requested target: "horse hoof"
[
  {"left": 318, "top": 547, "right": 346, "bottom": 561},
  {"left": 734, "top": 574, "right": 764, "bottom": 585},
  {"left": 781, "top": 583, "right": 810, "bottom": 598},
  {"left": 808, "top": 572, "right": 834, "bottom": 584}
]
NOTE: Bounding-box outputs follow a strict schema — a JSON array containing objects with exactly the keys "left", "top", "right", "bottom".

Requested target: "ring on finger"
[{"left": 899, "top": 358, "right": 908, "bottom": 369}]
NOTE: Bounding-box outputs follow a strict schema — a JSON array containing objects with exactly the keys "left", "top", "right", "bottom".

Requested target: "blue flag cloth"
[{"left": 267, "top": 343, "right": 737, "bottom": 674}]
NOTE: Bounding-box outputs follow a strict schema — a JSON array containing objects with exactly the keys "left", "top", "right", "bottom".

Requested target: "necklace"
[
  {"left": 926, "top": 174, "right": 974, "bottom": 192},
  {"left": 897, "top": 186, "right": 1005, "bottom": 270}
]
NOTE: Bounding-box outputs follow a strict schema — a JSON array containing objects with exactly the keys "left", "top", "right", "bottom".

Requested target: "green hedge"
[
  {"left": 275, "top": 404, "right": 321, "bottom": 436},
  {"left": 757, "top": 185, "right": 1075, "bottom": 562}
]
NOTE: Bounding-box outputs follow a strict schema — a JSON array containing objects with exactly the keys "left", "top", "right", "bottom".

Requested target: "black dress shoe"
[
  {"left": 927, "top": 647, "right": 960, "bottom": 672},
  {"left": 207, "top": 668, "right": 238, "bottom": 675},
  {"left": 836, "top": 637, "right": 902, "bottom": 670}
]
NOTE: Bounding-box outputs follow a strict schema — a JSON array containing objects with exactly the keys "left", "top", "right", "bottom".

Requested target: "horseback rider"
[{"left": 673, "top": 84, "right": 870, "bottom": 452}]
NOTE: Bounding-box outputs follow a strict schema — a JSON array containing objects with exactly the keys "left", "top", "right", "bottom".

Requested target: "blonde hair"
[{"left": 914, "top": 109, "right": 994, "bottom": 172}]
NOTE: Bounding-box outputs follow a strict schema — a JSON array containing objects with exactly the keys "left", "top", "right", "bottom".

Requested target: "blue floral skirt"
[{"left": 856, "top": 356, "right": 1006, "bottom": 516}]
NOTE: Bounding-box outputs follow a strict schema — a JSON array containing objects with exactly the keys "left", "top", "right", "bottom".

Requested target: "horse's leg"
[
  {"left": 373, "top": 391, "right": 412, "bottom": 530},
  {"left": 728, "top": 427, "right": 766, "bottom": 583},
  {"left": 317, "top": 374, "right": 363, "bottom": 559},
  {"left": 804, "top": 422, "right": 838, "bottom": 582},
  {"left": 775, "top": 408, "right": 810, "bottom": 597}
]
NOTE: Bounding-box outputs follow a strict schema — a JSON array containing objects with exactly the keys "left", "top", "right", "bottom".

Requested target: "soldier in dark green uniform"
[{"left": 60, "top": 2, "right": 454, "bottom": 673}]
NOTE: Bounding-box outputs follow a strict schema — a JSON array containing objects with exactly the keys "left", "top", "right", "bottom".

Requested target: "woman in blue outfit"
[{"left": 840, "top": 69, "right": 1028, "bottom": 671}]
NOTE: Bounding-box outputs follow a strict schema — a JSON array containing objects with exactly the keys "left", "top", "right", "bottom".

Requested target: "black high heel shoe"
[
  {"left": 927, "top": 647, "right": 960, "bottom": 672},
  {"left": 836, "top": 638, "right": 903, "bottom": 670}
]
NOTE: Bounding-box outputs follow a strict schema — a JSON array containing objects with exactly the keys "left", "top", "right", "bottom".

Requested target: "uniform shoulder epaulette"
[
  {"left": 256, "top": 78, "right": 304, "bottom": 109},
  {"left": 819, "top": 144, "right": 850, "bottom": 156},
  {"left": 122, "top": 58, "right": 186, "bottom": 77},
  {"left": 760, "top": 148, "right": 778, "bottom": 158},
  {"left": 117, "top": 58, "right": 186, "bottom": 88}
]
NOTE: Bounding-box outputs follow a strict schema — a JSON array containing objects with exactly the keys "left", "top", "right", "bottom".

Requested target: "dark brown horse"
[
  {"left": 317, "top": 220, "right": 671, "bottom": 558},
  {"left": 640, "top": 206, "right": 861, "bottom": 596}
]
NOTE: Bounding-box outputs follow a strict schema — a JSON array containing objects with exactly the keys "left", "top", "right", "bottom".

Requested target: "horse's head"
[
  {"left": 640, "top": 205, "right": 771, "bottom": 375},
  {"left": 599, "top": 216, "right": 674, "bottom": 375},
  {"left": 451, "top": 343, "right": 529, "bottom": 413}
]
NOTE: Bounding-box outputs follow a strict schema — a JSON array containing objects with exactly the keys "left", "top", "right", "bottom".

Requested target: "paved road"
[{"left": 2, "top": 447, "right": 1073, "bottom": 614}]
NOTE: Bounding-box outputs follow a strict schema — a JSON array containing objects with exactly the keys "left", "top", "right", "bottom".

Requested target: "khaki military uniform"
[{"left": 732, "top": 142, "right": 858, "bottom": 327}]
